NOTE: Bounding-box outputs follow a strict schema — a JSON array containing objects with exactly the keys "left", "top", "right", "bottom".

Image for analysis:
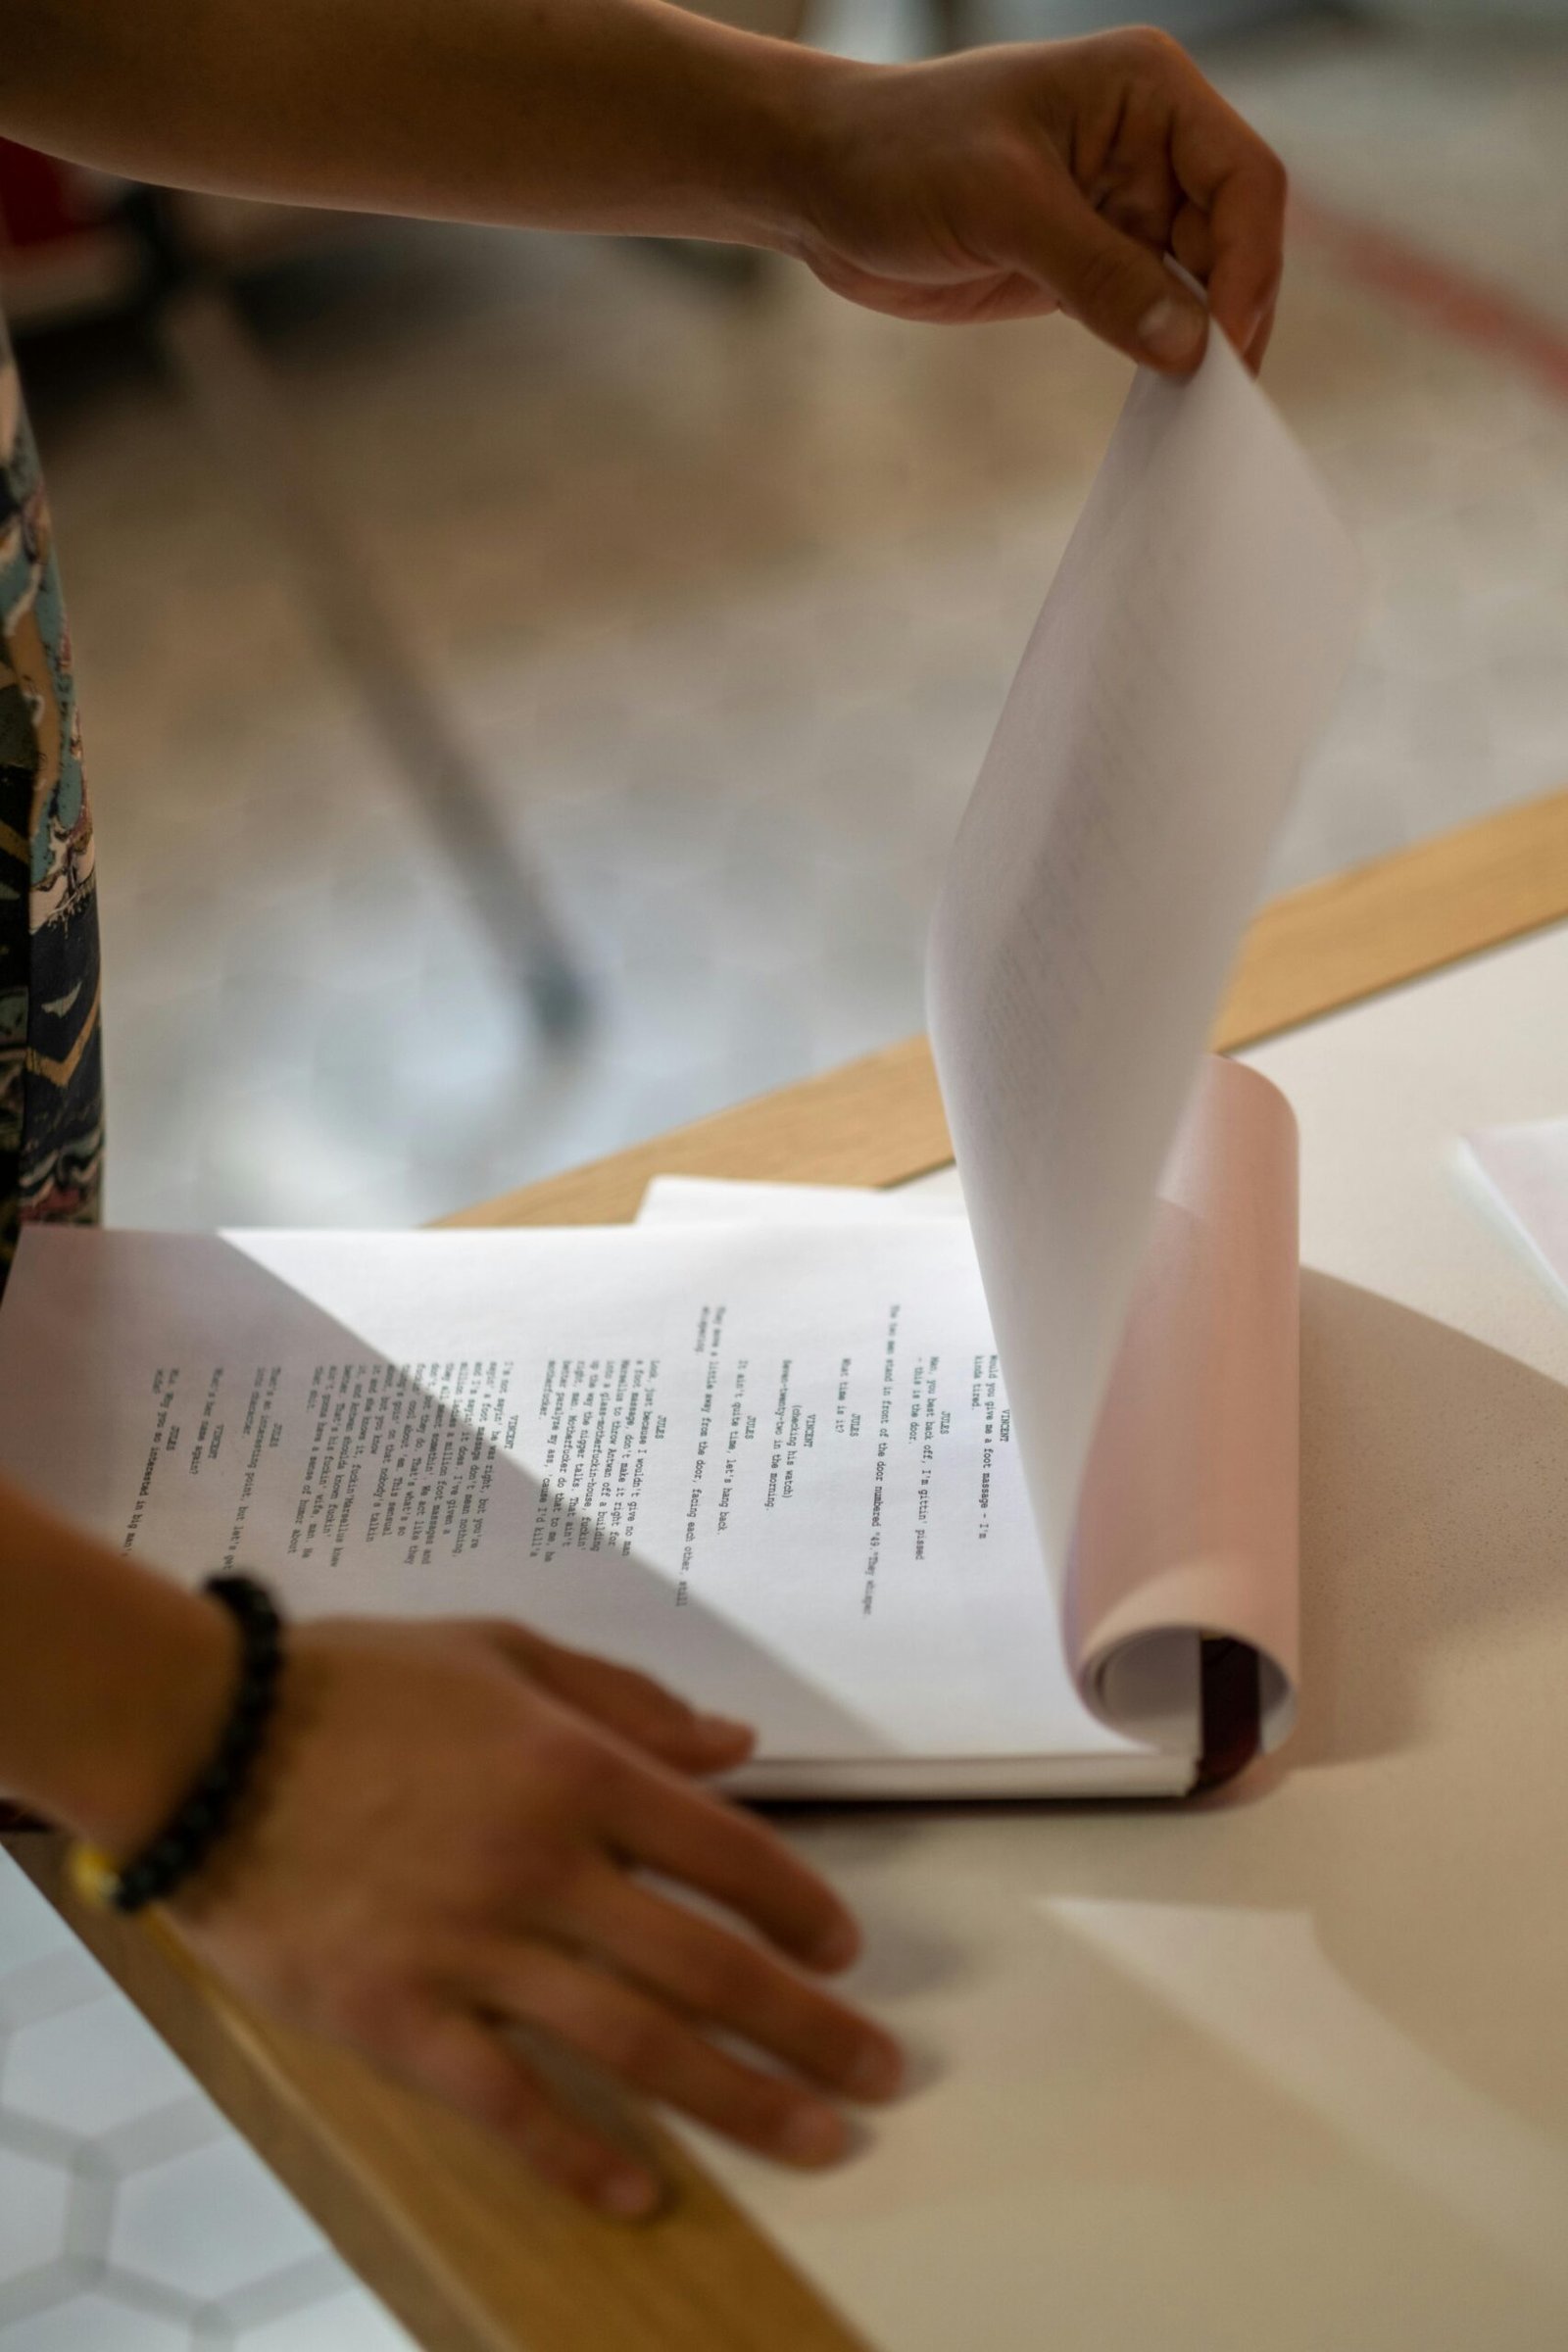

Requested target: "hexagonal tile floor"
[{"left": 0, "top": 1863, "right": 415, "bottom": 2348}]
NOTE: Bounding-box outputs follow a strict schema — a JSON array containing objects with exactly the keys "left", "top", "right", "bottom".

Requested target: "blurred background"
[
  {"left": 3, "top": 1, "right": 1568, "bottom": 2345},
  {"left": 3, "top": 0, "right": 1568, "bottom": 1238}
]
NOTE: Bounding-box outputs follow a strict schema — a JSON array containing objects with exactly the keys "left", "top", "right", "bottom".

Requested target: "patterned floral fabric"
[{"left": 0, "top": 304, "right": 104, "bottom": 1289}]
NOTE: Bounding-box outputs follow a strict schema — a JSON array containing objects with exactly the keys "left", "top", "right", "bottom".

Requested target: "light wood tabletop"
[{"left": 9, "top": 781, "right": 1568, "bottom": 2352}]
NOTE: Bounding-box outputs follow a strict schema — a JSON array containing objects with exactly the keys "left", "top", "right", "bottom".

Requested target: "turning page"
[
  {"left": 927, "top": 329, "right": 1361, "bottom": 1628},
  {"left": 639, "top": 1054, "right": 1301, "bottom": 1756}
]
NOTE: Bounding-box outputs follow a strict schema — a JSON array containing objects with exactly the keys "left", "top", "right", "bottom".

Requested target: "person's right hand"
[
  {"left": 165, "top": 1615, "right": 903, "bottom": 2218},
  {"left": 784, "top": 26, "right": 1287, "bottom": 371}
]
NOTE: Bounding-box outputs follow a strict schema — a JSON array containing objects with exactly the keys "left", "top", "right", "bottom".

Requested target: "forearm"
[
  {"left": 2, "top": 0, "right": 832, "bottom": 249},
  {"left": 0, "top": 1475, "right": 231, "bottom": 1852}
]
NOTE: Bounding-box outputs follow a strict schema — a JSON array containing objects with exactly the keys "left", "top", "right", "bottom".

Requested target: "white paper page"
[
  {"left": 1461, "top": 1118, "right": 1568, "bottom": 1308},
  {"left": 0, "top": 1224, "right": 1157, "bottom": 1784},
  {"left": 927, "top": 331, "right": 1360, "bottom": 1590}
]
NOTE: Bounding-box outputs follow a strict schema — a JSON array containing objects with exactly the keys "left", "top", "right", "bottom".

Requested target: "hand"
[
  {"left": 786, "top": 27, "right": 1287, "bottom": 371},
  {"left": 166, "top": 1617, "right": 902, "bottom": 2217}
]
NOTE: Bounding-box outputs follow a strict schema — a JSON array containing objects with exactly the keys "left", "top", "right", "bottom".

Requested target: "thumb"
[{"left": 1015, "top": 198, "right": 1208, "bottom": 374}]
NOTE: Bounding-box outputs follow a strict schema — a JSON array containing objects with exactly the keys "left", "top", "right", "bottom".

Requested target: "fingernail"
[
  {"left": 778, "top": 2103, "right": 846, "bottom": 2166},
  {"left": 809, "top": 1918, "right": 859, "bottom": 1972},
  {"left": 1138, "top": 296, "right": 1204, "bottom": 368},
  {"left": 597, "top": 2165, "right": 660, "bottom": 2219},
  {"left": 847, "top": 2040, "right": 903, "bottom": 2102}
]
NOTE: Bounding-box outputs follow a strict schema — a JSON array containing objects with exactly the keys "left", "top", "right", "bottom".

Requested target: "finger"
[
  {"left": 1244, "top": 300, "right": 1278, "bottom": 375},
  {"left": 407, "top": 2005, "right": 660, "bottom": 2218},
  {"left": 575, "top": 1868, "right": 902, "bottom": 2102},
  {"left": 608, "top": 1765, "right": 859, "bottom": 1972},
  {"left": 476, "top": 1940, "right": 851, "bottom": 2169},
  {"left": 1170, "top": 199, "right": 1215, "bottom": 289},
  {"left": 1167, "top": 101, "right": 1288, "bottom": 359},
  {"left": 486, "top": 1624, "right": 755, "bottom": 1774},
  {"left": 1170, "top": 194, "right": 1279, "bottom": 371},
  {"left": 1008, "top": 188, "right": 1207, "bottom": 373},
  {"left": 1091, "top": 76, "right": 1184, "bottom": 254},
  {"left": 1100, "top": 183, "right": 1179, "bottom": 254},
  {"left": 1201, "top": 157, "right": 1288, "bottom": 361}
]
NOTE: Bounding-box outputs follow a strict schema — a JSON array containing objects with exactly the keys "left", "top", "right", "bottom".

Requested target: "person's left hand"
[
  {"left": 784, "top": 27, "right": 1287, "bottom": 373},
  {"left": 165, "top": 1612, "right": 900, "bottom": 2217}
]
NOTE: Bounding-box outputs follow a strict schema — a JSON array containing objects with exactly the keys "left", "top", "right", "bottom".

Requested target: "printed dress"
[{"left": 0, "top": 305, "right": 104, "bottom": 1288}]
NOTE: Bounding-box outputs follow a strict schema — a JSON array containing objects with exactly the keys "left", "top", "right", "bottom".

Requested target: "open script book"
[{"left": 0, "top": 334, "right": 1359, "bottom": 1799}]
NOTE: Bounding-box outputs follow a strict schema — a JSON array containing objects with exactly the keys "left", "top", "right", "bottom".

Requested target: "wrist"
[
  {"left": 1, "top": 1475, "right": 289, "bottom": 1905},
  {"left": 74, "top": 1578, "right": 286, "bottom": 1917},
  {"left": 678, "top": 21, "right": 855, "bottom": 256},
  {"left": 77, "top": 1587, "right": 239, "bottom": 1858},
  {"left": 0, "top": 1480, "right": 249, "bottom": 1854}
]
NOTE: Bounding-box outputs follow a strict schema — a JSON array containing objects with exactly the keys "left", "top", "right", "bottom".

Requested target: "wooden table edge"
[
  {"left": 441, "top": 785, "right": 1568, "bottom": 1232},
  {"left": 10, "top": 782, "right": 1568, "bottom": 2352}
]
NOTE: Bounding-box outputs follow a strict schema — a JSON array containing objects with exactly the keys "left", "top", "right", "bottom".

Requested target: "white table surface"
[{"left": 690, "top": 920, "right": 1568, "bottom": 2352}]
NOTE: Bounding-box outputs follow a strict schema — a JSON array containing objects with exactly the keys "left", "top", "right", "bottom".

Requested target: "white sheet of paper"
[
  {"left": 927, "top": 330, "right": 1361, "bottom": 1592},
  {"left": 0, "top": 1222, "right": 1175, "bottom": 1794},
  {"left": 1461, "top": 1117, "right": 1568, "bottom": 1306}
]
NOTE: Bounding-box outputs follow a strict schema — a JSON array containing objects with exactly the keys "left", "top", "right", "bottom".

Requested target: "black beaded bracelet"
[{"left": 71, "top": 1574, "right": 285, "bottom": 1917}]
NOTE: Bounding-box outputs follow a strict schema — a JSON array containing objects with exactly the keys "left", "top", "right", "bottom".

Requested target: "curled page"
[
  {"left": 1069, "top": 1056, "right": 1299, "bottom": 1753},
  {"left": 638, "top": 1057, "right": 1300, "bottom": 1768},
  {"left": 927, "top": 331, "right": 1361, "bottom": 1602}
]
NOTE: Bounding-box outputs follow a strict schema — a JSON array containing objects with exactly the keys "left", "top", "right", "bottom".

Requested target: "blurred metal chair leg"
[{"left": 136, "top": 194, "right": 589, "bottom": 1040}]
